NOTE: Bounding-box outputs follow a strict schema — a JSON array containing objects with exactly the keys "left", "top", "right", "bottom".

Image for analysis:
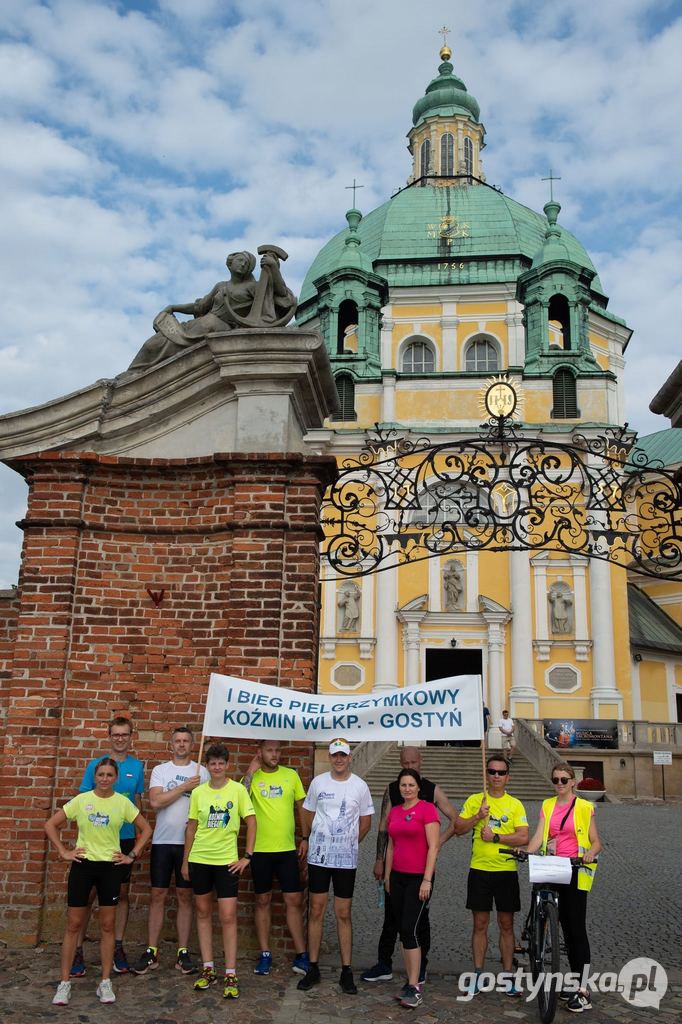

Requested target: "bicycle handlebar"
[{"left": 498, "top": 848, "right": 585, "bottom": 866}]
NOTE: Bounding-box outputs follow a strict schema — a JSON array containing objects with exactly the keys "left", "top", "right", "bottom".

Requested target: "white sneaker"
[
  {"left": 96, "top": 979, "right": 116, "bottom": 1003},
  {"left": 52, "top": 981, "right": 72, "bottom": 1005}
]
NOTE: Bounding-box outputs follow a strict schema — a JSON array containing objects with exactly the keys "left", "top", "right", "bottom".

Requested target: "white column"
[
  {"left": 631, "top": 657, "right": 642, "bottom": 720},
  {"left": 466, "top": 550, "right": 478, "bottom": 612},
  {"left": 533, "top": 558, "right": 550, "bottom": 660},
  {"left": 506, "top": 305, "right": 525, "bottom": 366},
  {"left": 487, "top": 621, "right": 506, "bottom": 747},
  {"left": 441, "top": 314, "right": 459, "bottom": 371},
  {"left": 509, "top": 549, "right": 538, "bottom": 712},
  {"left": 374, "top": 563, "right": 398, "bottom": 690},
  {"left": 320, "top": 576, "right": 337, "bottom": 659},
  {"left": 381, "top": 372, "right": 396, "bottom": 422},
  {"left": 398, "top": 612, "right": 426, "bottom": 688},
  {"left": 380, "top": 315, "right": 394, "bottom": 369},
  {"left": 429, "top": 557, "right": 441, "bottom": 612},
  {"left": 572, "top": 559, "right": 590, "bottom": 661},
  {"left": 588, "top": 557, "right": 622, "bottom": 715}
]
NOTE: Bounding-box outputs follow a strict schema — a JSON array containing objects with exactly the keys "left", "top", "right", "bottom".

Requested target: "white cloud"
[{"left": 0, "top": 0, "right": 680, "bottom": 587}]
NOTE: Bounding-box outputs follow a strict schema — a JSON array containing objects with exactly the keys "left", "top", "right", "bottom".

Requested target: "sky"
[{"left": 1, "top": 0, "right": 681, "bottom": 586}]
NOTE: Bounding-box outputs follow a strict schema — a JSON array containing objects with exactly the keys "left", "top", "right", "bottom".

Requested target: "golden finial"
[{"left": 438, "top": 25, "right": 452, "bottom": 61}]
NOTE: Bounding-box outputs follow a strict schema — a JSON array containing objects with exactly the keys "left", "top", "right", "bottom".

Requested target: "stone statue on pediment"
[
  {"left": 128, "top": 245, "right": 297, "bottom": 371},
  {"left": 337, "top": 582, "right": 361, "bottom": 632},
  {"left": 443, "top": 559, "right": 465, "bottom": 611},
  {"left": 548, "top": 581, "right": 574, "bottom": 634}
]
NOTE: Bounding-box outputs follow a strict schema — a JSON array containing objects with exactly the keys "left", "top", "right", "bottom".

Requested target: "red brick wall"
[
  {"left": 0, "top": 451, "right": 335, "bottom": 946},
  {"left": 0, "top": 588, "right": 20, "bottom": 752}
]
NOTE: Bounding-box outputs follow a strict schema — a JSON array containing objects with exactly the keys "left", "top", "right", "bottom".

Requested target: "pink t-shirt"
[
  {"left": 541, "top": 800, "right": 592, "bottom": 857},
  {"left": 387, "top": 800, "right": 440, "bottom": 874}
]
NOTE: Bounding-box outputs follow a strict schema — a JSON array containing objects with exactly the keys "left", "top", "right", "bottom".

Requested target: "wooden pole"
[{"left": 196, "top": 734, "right": 206, "bottom": 768}]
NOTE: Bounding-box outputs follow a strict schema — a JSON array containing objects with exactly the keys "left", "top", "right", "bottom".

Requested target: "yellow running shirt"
[
  {"left": 249, "top": 766, "right": 306, "bottom": 853},
  {"left": 461, "top": 791, "right": 528, "bottom": 872},
  {"left": 62, "top": 791, "right": 139, "bottom": 862},
  {"left": 188, "top": 780, "right": 255, "bottom": 865}
]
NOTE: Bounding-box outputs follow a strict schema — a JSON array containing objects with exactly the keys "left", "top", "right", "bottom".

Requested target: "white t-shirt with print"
[
  {"left": 303, "top": 771, "right": 374, "bottom": 870},
  {"left": 150, "top": 760, "right": 209, "bottom": 845}
]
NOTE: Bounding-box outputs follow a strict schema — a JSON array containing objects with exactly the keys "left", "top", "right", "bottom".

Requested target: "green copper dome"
[
  {"left": 299, "top": 183, "right": 606, "bottom": 306},
  {"left": 412, "top": 60, "right": 480, "bottom": 127}
]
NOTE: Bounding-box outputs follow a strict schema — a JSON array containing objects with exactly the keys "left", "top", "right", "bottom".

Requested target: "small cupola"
[{"left": 407, "top": 37, "right": 486, "bottom": 185}]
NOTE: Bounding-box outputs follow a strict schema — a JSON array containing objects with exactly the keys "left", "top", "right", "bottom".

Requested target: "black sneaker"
[
  {"left": 175, "top": 948, "right": 197, "bottom": 975},
  {"left": 361, "top": 961, "right": 393, "bottom": 982},
  {"left": 566, "top": 992, "right": 592, "bottom": 1013},
  {"left": 131, "top": 947, "right": 159, "bottom": 975},
  {"left": 339, "top": 968, "right": 357, "bottom": 995},
  {"left": 297, "top": 965, "right": 321, "bottom": 991}
]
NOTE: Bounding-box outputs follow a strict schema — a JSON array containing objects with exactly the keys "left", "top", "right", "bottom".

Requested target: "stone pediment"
[{"left": 0, "top": 329, "right": 339, "bottom": 459}]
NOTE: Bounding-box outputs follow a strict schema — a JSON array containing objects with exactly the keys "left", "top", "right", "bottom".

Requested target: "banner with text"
[{"left": 203, "top": 674, "right": 483, "bottom": 743}]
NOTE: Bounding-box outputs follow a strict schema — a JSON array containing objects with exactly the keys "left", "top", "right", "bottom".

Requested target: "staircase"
[{"left": 364, "top": 745, "right": 550, "bottom": 803}]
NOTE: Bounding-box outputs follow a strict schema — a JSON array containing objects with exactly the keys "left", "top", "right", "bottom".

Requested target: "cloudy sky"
[{"left": 1, "top": 0, "right": 681, "bottom": 586}]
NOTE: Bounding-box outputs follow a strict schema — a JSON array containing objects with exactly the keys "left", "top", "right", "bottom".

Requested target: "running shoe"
[
  {"left": 296, "top": 964, "right": 321, "bottom": 991},
  {"left": 292, "top": 951, "right": 310, "bottom": 975},
  {"left": 223, "top": 973, "right": 240, "bottom": 999},
  {"left": 193, "top": 966, "right": 217, "bottom": 991},
  {"left": 254, "top": 951, "right": 272, "bottom": 975},
  {"left": 70, "top": 948, "right": 86, "bottom": 978},
  {"left": 361, "top": 961, "right": 393, "bottom": 982},
  {"left": 566, "top": 991, "right": 592, "bottom": 1013},
  {"left": 400, "top": 984, "right": 423, "bottom": 1009},
  {"left": 113, "top": 945, "right": 129, "bottom": 974},
  {"left": 131, "top": 947, "right": 159, "bottom": 975},
  {"left": 464, "top": 970, "right": 482, "bottom": 996},
  {"left": 96, "top": 979, "right": 116, "bottom": 1003},
  {"left": 175, "top": 948, "right": 197, "bottom": 975},
  {"left": 394, "top": 983, "right": 411, "bottom": 1001},
  {"left": 505, "top": 984, "right": 523, "bottom": 997},
  {"left": 339, "top": 967, "right": 357, "bottom": 994},
  {"left": 52, "top": 981, "right": 72, "bottom": 1005}
]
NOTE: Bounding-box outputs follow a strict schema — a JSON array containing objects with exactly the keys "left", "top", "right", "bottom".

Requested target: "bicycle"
[{"left": 499, "top": 848, "right": 584, "bottom": 1024}]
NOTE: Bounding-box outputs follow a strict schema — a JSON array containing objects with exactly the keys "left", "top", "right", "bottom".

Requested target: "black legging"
[{"left": 555, "top": 867, "right": 590, "bottom": 975}]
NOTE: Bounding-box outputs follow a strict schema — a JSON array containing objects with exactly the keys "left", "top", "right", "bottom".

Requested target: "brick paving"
[{"left": 1, "top": 803, "right": 680, "bottom": 1022}]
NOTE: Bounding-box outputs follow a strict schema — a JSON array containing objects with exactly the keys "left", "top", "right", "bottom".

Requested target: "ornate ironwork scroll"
[{"left": 321, "top": 418, "right": 682, "bottom": 580}]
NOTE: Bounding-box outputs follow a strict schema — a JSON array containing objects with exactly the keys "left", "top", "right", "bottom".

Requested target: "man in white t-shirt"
[
  {"left": 297, "top": 738, "right": 374, "bottom": 995},
  {"left": 498, "top": 710, "right": 516, "bottom": 759},
  {"left": 131, "top": 727, "right": 208, "bottom": 976}
]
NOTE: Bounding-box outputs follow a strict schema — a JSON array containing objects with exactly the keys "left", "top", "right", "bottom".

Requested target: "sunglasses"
[
  {"left": 487, "top": 768, "right": 508, "bottom": 776},
  {"left": 552, "top": 777, "right": 572, "bottom": 785}
]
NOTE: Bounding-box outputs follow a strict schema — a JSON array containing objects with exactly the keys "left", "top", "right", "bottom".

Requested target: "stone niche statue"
[
  {"left": 337, "top": 582, "right": 361, "bottom": 633},
  {"left": 548, "top": 581, "right": 574, "bottom": 635},
  {"left": 128, "top": 245, "right": 297, "bottom": 371},
  {"left": 443, "top": 559, "right": 465, "bottom": 611}
]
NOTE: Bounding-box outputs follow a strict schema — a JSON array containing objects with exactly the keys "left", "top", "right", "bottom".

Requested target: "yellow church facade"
[{"left": 298, "top": 46, "right": 682, "bottom": 753}]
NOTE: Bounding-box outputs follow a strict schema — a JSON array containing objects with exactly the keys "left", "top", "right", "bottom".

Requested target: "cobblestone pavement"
[{"left": 1, "top": 803, "right": 680, "bottom": 1023}]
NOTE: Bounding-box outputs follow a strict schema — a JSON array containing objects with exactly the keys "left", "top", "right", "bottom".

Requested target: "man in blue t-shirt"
[{"left": 70, "top": 716, "right": 144, "bottom": 978}]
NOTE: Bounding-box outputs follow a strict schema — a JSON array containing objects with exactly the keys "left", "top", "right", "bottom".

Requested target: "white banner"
[{"left": 202, "top": 673, "right": 483, "bottom": 743}]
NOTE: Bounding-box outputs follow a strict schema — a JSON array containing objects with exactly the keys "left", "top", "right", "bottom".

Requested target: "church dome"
[
  {"left": 412, "top": 60, "right": 480, "bottom": 127},
  {"left": 299, "top": 182, "right": 605, "bottom": 306}
]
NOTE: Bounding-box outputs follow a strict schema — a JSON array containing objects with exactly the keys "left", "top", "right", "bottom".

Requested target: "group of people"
[{"left": 45, "top": 719, "right": 601, "bottom": 1014}]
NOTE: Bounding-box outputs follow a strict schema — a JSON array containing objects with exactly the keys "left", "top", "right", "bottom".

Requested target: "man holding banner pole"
[
  {"left": 454, "top": 755, "right": 528, "bottom": 996},
  {"left": 296, "top": 738, "right": 374, "bottom": 995}
]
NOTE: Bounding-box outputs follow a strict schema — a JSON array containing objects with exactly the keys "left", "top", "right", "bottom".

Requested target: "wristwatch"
[
  {"left": 128, "top": 850, "right": 137, "bottom": 860},
  {"left": 244, "top": 852, "right": 253, "bottom": 860},
  {"left": 492, "top": 834, "right": 500, "bottom": 844}
]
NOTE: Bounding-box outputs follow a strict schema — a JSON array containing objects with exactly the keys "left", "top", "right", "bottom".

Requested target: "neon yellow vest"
[{"left": 540, "top": 796, "right": 597, "bottom": 892}]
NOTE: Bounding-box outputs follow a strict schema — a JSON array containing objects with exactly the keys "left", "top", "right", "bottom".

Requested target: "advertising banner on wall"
[
  {"left": 203, "top": 674, "right": 483, "bottom": 743},
  {"left": 543, "top": 719, "right": 619, "bottom": 750}
]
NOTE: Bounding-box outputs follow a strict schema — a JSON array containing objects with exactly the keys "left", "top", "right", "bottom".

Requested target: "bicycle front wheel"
[{"left": 535, "top": 900, "right": 560, "bottom": 1024}]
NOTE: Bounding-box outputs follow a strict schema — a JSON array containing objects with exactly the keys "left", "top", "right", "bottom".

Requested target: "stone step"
[{"left": 365, "top": 745, "right": 550, "bottom": 802}]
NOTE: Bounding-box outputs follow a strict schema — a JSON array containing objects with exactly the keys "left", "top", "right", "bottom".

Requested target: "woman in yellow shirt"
[
  {"left": 182, "top": 743, "right": 256, "bottom": 1000},
  {"left": 45, "top": 757, "right": 152, "bottom": 1007}
]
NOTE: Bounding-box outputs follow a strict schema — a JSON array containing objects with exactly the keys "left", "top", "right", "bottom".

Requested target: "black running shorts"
[
  {"left": 150, "top": 843, "right": 192, "bottom": 889},
  {"left": 250, "top": 850, "right": 302, "bottom": 894},
  {"left": 466, "top": 868, "right": 521, "bottom": 913},
  {"left": 188, "top": 862, "right": 239, "bottom": 899},
  {"left": 67, "top": 860, "right": 123, "bottom": 907},
  {"left": 307, "top": 863, "right": 356, "bottom": 899}
]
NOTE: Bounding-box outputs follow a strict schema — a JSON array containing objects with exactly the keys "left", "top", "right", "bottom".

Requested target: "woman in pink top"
[
  {"left": 526, "top": 762, "right": 601, "bottom": 1013},
  {"left": 385, "top": 769, "right": 440, "bottom": 1009}
]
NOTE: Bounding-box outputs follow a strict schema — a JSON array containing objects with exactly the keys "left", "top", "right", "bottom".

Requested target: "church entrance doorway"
[{"left": 426, "top": 647, "right": 482, "bottom": 746}]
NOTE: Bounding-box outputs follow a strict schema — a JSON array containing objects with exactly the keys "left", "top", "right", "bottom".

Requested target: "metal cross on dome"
[
  {"left": 439, "top": 25, "right": 451, "bottom": 48},
  {"left": 542, "top": 168, "right": 562, "bottom": 202},
  {"left": 345, "top": 179, "right": 364, "bottom": 207}
]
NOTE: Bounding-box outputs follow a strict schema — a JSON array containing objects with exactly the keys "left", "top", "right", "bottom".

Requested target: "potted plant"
[{"left": 576, "top": 777, "right": 606, "bottom": 802}]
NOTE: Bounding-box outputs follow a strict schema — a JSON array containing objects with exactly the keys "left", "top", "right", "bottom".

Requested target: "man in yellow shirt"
[
  {"left": 242, "top": 740, "right": 309, "bottom": 976},
  {"left": 455, "top": 755, "right": 528, "bottom": 995}
]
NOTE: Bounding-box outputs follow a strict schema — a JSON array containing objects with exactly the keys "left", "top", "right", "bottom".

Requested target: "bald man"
[{"left": 361, "top": 747, "right": 458, "bottom": 987}]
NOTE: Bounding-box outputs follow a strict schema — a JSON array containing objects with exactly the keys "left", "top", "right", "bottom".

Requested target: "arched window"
[
  {"left": 402, "top": 339, "right": 435, "bottom": 373},
  {"left": 420, "top": 139, "right": 431, "bottom": 179},
  {"left": 552, "top": 368, "right": 579, "bottom": 418},
  {"left": 440, "top": 133, "right": 454, "bottom": 176},
  {"left": 548, "top": 294, "right": 571, "bottom": 350},
  {"left": 465, "top": 337, "right": 499, "bottom": 372},
  {"left": 337, "top": 299, "right": 358, "bottom": 354},
  {"left": 464, "top": 136, "right": 473, "bottom": 177},
  {"left": 334, "top": 373, "right": 355, "bottom": 420}
]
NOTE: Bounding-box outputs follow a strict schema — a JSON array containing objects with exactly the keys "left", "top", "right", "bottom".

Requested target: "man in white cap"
[{"left": 297, "top": 738, "right": 374, "bottom": 995}]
